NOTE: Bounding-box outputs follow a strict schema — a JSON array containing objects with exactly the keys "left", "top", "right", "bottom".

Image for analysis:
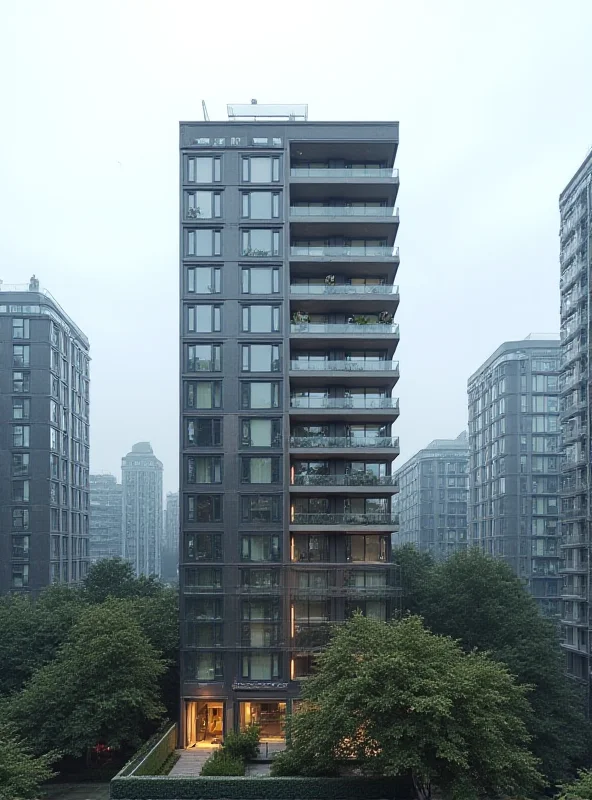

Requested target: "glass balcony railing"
[
  {"left": 290, "top": 397, "right": 399, "bottom": 410},
  {"left": 290, "top": 436, "right": 399, "bottom": 449},
  {"left": 291, "top": 245, "right": 398, "bottom": 257},
  {"left": 290, "top": 167, "right": 399, "bottom": 179},
  {"left": 292, "top": 474, "right": 399, "bottom": 488},
  {"left": 291, "top": 513, "right": 398, "bottom": 526},
  {"left": 293, "top": 622, "right": 335, "bottom": 649},
  {"left": 291, "top": 322, "right": 399, "bottom": 336},
  {"left": 290, "top": 206, "right": 398, "bottom": 217},
  {"left": 290, "top": 284, "right": 398, "bottom": 295},
  {"left": 290, "top": 359, "right": 399, "bottom": 372}
]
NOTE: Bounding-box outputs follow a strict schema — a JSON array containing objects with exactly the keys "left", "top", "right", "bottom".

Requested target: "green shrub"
[
  {"left": 223, "top": 724, "right": 260, "bottom": 761},
  {"left": 558, "top": 768, "right": 592, "bottom": 799},
  {"left": 200, "top": 750, "right": 245, "bottom": 777}
]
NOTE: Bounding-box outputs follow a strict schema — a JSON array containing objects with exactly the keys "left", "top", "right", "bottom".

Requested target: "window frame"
[
  {"left": 186, "top": 155, "right": 221, "bottom": 184},
  {"left": 12, "top": 318, "right": 30, "bottom": 339},
  {"left": 241, "top": 191, "right": 281, "bottom": 219},
  {"left": 241, "top": 156, "right": 281, "bottom": 184},
  {"left": 240, "top": 382, "right": 281, "bottom": 410},
  {"left": 240, "top": 494, "right": 282, "bottom": 524},
  {"left": 185, "top": 381, "right": 222, "bottom": 409},
  {"left": 186, "top": 494, "right": 223, "bottom": 523},
  {"left": 241, "top": 229, "right": 280, "bottom": 257},
  {"left": 185, "top": 190, "right": 222, "bottom": 220},
  {"left": 241, "top": 343, "right": 281, "bottom": 372},
  {"left": 241, "top": 266, "right": 280, "bottom": 294},
  {"left": 241, "top": 456, "right": 282, "bottom": 484},
  {"left": 186, "top": 228, "right": 222, "bottom": 257},
  {"left": 187, "top": 266, "right": 221, "bottom": 294},
  {"left": 241, "top": 305, "right": 281, "bottom": 333},
  {"left": 187, "top": 304, "right": 222, "bottom": 334},
  {"left": 186, "top": 455, "right": 223, "bottom": 484},
  {"left": 186, "top": 417, "right": 222, "bottom": 447}
]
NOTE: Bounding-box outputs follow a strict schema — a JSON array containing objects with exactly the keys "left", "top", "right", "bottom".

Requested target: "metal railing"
[
  {"left": 290, "top": 397, "right": 399, "bottom": 410},
  {"left": 290, "top": 206, "right": 398, "bottom": 217},
  {"left": 291, "top": 322, "right": 399, "bottom": 336},
  {"left": 291, "top": 512, "right": 398, "bottom": 526},
  {"left": 290, "top": 284, "right": 398, "bottom": 295},
  {"left": 292, "top": 474, "right": 398, "bottom": 488},
  {"left": 290, "top": 167, "right": 399, "bottom": 179},
  {"left": 290, "top": 436, "right": 399, "bottom": 449},
  {"left": 290, "top": 359, "right": 398, "bottom": 372},
  {"left": 0, "top": 283, "right": 89, "bottom": 347},
  {"left": 291, "top": 245, "right": 398, "bottom": 257}
]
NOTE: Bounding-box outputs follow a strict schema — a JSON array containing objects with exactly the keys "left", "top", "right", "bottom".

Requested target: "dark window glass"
[
  {"left": 187, "top": 495, "right": 222, "bottom": 523},
  {"left": 241, "top": 495, "right": 282, "bottom": 523}
]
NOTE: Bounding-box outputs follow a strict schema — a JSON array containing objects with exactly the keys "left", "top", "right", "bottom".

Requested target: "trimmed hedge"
[
  {"left": 200, "top": 751, "right": 245, "bottom": 777},
  {"left": 115, "top": 722, "right": 177, "bottom": 778},
  {"left": 110, "top": 775, "right": 409, "bottom": 799}
]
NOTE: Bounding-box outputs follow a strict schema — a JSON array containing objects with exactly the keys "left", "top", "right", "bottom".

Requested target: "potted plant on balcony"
[
  {"left": 324, "top": 274, "right": 335, "bottom": 286},
  {"left": 378, "top": 311, "right": 393, "bottom": 324},
  {"left": 292, "top": 311, "right": 310, "bottom": 325},
  {"left": 353, "top": 314, "right": 370, "bottom": 325}
]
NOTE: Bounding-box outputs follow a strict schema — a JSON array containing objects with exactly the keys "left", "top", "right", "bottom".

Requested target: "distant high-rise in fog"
[
  {"left": 161, "top": 491, "right": 179, "bottom": 582},
  {"left": 89, "top": 473, "right": 123, "bottom": 562},
  {"left": 122, "top": 442, "right": 163, "bottom": 577}
]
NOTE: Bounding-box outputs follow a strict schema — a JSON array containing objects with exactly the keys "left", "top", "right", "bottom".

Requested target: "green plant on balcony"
[
  {"left": 186, "top": 206, "right": 203, "bottom": 219},
  {"left": 292, "top": 311, "right": 310, "bottom": 324},
  {"left": 352, "top": 315, "right": 370, "bottom": 325},
  {"left": 324, "top": 274, "right": 336, "bottom": 286},
  {"left": 243, "top": 248, "right": 272, "bottom": 257},
  {"left": 378, "top": 311, "right": 393, "bottom": 324}
]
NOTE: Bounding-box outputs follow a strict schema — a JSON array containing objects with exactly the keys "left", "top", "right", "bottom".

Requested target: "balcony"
[
  {"left": 290, "top": 283, "right": 399, "bottom": 314},
  {"left": 290, "top": 435, "right": 400, "bottom": 458},
  {"left": 289, "top": 396, "right": 399, "bottom": 422},
  {"left": 290, "top": 322, "right": 399, "bottom": 354},
  {"left": 290, "top": 512, "right": 398, "bottom": 532},
  {"left": 290, "top": 205, "right": 398, "bottom": 218},
  {"left": 292, "top": 621, "right": 335, "bottom": 650},
  {"left": 289, "top": 359, "right": 399, "bottom": 388},
  {"left": 562, "top": 586, "right": 588, "bottom": 600},
  {"left": 291, "top": 473, "right": 398, "bottom": 495},
  {"left": 291, "top": 167, "right": 398, "bottom": 180},
  {"left": 290, "top": 244, "right": 398, "bottom": 260}
]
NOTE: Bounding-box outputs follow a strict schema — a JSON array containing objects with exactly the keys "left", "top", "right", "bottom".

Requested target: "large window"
[
  {"left": 186, "top": 456, "right": 223, "bottom": 484},
  {"left": 186, "top": 344, "right": 221, "bottom": 372},
  {"left": 292, "top": 534, "right": 329, "bottom": 562},
  {"left": 12, "top": 319, "right": 30, "bottom": 339},
  {"left": 187, "top": 495, "right": 222, "bottom": 523},
  {"left": 12, "top": 480, "right": 30, "bottom": 502},
  {"left": 185, "top": 191, "right": 221, "bottom": 219},
  {"left": 241, "top": 534, "right": 280, "bottom": 562},
  {"left": 12, "top": 535, "right": 30, "bottom": 560},
  {"left": 185, "top": 381, "right": 222, "bottom": 409},
  {"left": 186, "top": 418, "right": 222, "bottom": 447},
  {"left": 187, "top": 266, "right": 221, "bottom": 294},
  {"left": 241, "top": 457, "right": 281, "bottom": 484},
  {"left": 241, "top": 382, "right": 280, "bottom": 409},
  {"left": 242, "top": 192, "right": 280, "bottom": 219},
  {"left": 241, "top": 230, "right": 280, "bottom": 257},
  {"left": 242, "top": 156, "right": 280, "bottom": 183},
  {"left": 12, "top": 508, "right": 30, "bottom": 530},
  {"left": 242, "top": 344, "right": 280, "bottom": 372},
  {"left": 184, "top": 567, "right": 222, "bottom": 591},
  {"left": 241, "top": 267, "right": 280, "bottom": 294},
  {"left": 12, "top": 399, "right": 30, "bottom": 420},
  {"left": 240, "top": 569, "right": 280, "bottom": 591},
  {"left": 241, "top": 653, "right": 280, "bottom": 680},
  {"left": 186, "top": 229, "right": 221, "bottom": 257},
  {"left": 241, "top": 495, "right": 282, "bottom": 523},
  {"left": 187, "top": 156, "right": 221, "bottom": 183},
  {"left": 13, "top": 426, "right": 30, "bottom": 447},
  {"left": 242, "top": 305, "right": 280, "bottom": 333},
  {"left": 187, "top": 305, "right": 221, "bottom": 333},
  {"left": 12, "top": 453, "right": 29, "bottom": 476},
  {"left": 184, "top": 533, "right": 223, "bottom": 562},
  {"left": 346, "top": 534, "right": 388, "bottom": 562},
  {"left": 345, "top": 599, "right": 387, "bottom": 620},
  {"left": 241, "top": 418, "right": 281, "bottom": 447},
  {"left": 13, "top": 345, "right": 30, "bottom": 367},
  {"left": 12, "top": 565, "right": 29, "bottom": 589},
  {"left": 184, "top": 652, "right": 223, "bottom": 681},
  {"left": 13, "top": 372, "right": 30, "bottom": 392}
]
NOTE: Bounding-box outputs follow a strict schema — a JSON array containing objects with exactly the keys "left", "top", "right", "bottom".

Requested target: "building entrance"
[
  {"left": 239, "top": 701, "right": 286, "bottom": 741},
  {"left": 185, "top": 701, "right": 224, "bottom": 747}
]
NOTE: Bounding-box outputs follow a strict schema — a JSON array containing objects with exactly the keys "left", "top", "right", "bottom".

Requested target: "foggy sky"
[{"left": 1, "top": 0, "right": 591, "bottom": 493}]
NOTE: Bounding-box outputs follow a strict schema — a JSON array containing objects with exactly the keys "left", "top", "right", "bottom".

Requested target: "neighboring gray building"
[
  {"left": 161, "top": 491, "right": 179, "bottom": 582},
  {"left": 393, "top": 432, "right": 469, "bottom": 559},
  {"left": 89, "top": 473, "right": 123, "bottom": 563},
  {"left": 0, "top": 280, "right": 90, "bottom": 593},
  {"left": 179, "top": 106, "right": 401, "bottom": 745},
  {"left": 559, "top": 151, "right": 592, "bottom": 691},
  {"left": 122, "top": 442, "right": 163, "bottom": 577},
  {"left": 468, "top": 337, "right": 561, "bottom": 617}
]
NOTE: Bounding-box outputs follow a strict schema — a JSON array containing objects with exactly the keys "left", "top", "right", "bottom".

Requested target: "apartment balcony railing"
[
  {"left": 562, "top": 587, "right": 588, "bottom": 599},
  {"left": 290, "top": 397, "right": 399, "bottom": 410},
  {"left": 292, "top": 473, "right": 398, "bottom": 488},
  {"left": 290, "top": 206, "right": 398, "bottom": 217},
  {"left": 561, "top": 534, "right": 588, "bottom": 547},
  {"left": 290, "top": 167, "right": 399, "bottom": 179},
  {"left": 291, "top": 245, "right": 398, "bottom": 258},
  {"left": 290, "top": 436, "right": 399, "bottom": 449},
  {"left": 290, "top": 359, "right": 399, "bottom": 373},
  {"left": 290, "top": 284, "right": 398, "bottom": 296},
  {"left": 290, "top": 323, "right": 399, "bottom": 336},
  {"left": 292, "top": 622, "right": 335, "bottom": 649},
  {"left": 291, "top": 513, "right": 398, "bottom": 526}
]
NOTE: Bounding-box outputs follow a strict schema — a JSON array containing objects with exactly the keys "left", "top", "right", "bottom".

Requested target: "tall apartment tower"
[
  {"left": 0, "top": 280, "right": 90, "bottom": 593},
  {"left": 468, "top": 338, "right": 561, "bottom": 616},
  {"left": 393, "top": 432, "right": 469, "bottom": 559},
  {"left": 121, "top": 442, "right": 163, "bottom": 577},
  {"left": 559, "top": 151, "right": 592, "bottom": 690},
  {"left": 179, "top": 105, "right": 400, "bottom": 746},
  {"left": 162, "top": 491, "right": 180, "bottom": 582},
  {"left": 89, "top": 474, "right": 123, "bottom": 562}
]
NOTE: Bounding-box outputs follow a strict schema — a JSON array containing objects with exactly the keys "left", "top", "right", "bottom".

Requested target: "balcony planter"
[
  {"left": 292, "top": 311, "right": 310, "bottom": 324},
  {"left": 378, "top": 311, "right": 393, "bottom": 324},
  {"left": 324, "top": 274, "right": 336, "bottom": 286}
]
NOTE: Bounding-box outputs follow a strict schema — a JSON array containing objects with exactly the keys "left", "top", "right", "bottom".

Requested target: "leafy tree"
[
  {"left": 7, "top": 600, "right": 165, "bottom": 758},
  {"left": 558, "top": 768, "right": 592, "bottom": 799},
  {"left": 392, "top": 544, "right": 434, "bottom": 617},
  {"left": 272, "top": 614, "right": 543, "bottom": 800},
  {"left": 420, "top": 549, "right": 591, "bottom": 783},
  {"left": 82, "top": 558, "right": 163, "bottom": 603},
  {"left": 0, "top": 586, "right": 83, "bottom": 696},
  {"left": 0, "top": 723, "right": 57, "bottom": 800}
]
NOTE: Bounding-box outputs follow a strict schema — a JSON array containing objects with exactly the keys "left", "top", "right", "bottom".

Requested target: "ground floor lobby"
[{"left": 184, "top": 699, "right": 289, "bottom": 748}]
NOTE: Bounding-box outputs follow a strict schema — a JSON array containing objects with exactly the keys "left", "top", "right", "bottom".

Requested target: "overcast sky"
[{"left": 1, "top": 0, "right": 591, "bottom": 493}]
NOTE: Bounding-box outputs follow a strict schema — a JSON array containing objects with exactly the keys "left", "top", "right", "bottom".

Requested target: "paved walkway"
[
  {"left": 41, "top": 784, "right": 110, "bottom": 800},
  {"left": 169, "top": 748, "right": 215, "bottom": 776}
]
